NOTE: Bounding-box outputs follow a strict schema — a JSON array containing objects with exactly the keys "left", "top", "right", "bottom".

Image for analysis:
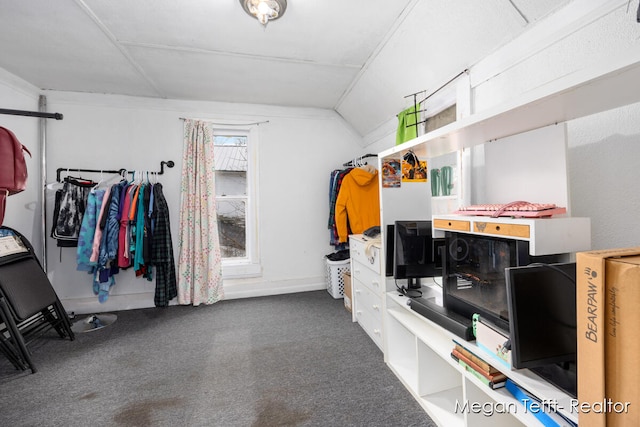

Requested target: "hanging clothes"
[
  {"left": 328, "top": 167, "right": 353, "bottom": 248},
  {"left": 396, "top": 105, "right": 419, "bottom": 145},
  {"left": 77, "top": 188, "right": 105, "bottom": 272},
  {"left": 133, "top": 182, "right": 146, "bottom": 273},
  {"left": 334, "top": 166, "right": 381, "bottom": 244},
  {"left": 117, "top": 183, "right": 136, "bottom": 269},
  {"left": 51, "top": 177, "right": 94, "bottom": 247},
  {"left": 92, "top": 180, "right": 128, "bottom": 303},
  {"left": 89, "top": 186, "right": 112, "bottom": 264},
  {"left": 129, "top": 182, "right": 151, "bottom": 280},
  {"left": 142, "top": 183, "right": 153, "bottom": 267},
  {"left": 60, "top": 171, "right": 177, "bottom": 306},
  {"left": 151, "top": 183, "right": 177, "bottom": 307}
]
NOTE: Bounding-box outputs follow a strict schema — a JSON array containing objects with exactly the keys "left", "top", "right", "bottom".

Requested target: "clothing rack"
[
  {"left": 397, "top": 69, "right": 470, "bottom": 132},
  {"left": 417, "top": 69, "right": 469, "bottom": 105},
  {"left": 55, "top": 160, "right": 175, "bottom": 182},
  {"left": 343, "top": 154, "right": 377, "bottom": 167},
  {"left": 400, "top": 90, "right": 428, "bottom": 121},
  {"left": 0, "top": 108, "right": 64, "bottom": 120},
  {"left": 1, "top": 98, "right": 64, "bottom": 272}
]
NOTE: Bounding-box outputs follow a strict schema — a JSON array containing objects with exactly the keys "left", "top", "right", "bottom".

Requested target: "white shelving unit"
[
  {"left": 375, "top": 45, "right": 640, "bottom": 427},
  {"left": 386, "top": 290, "right": 578, "bottom": 427},
  {"left": 349, "top": 234, "right": 384, "bottom": 350},
  {"left": 378, "top": 47, "right": 640, "bottom": 161},
  {"left": 432, "top": 214, "right": 591, "bottom": 256}
]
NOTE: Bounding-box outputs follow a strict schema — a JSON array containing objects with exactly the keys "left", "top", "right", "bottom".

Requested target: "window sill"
[{"left": 222, "top": 262, "right": 262, "bottom": 279}]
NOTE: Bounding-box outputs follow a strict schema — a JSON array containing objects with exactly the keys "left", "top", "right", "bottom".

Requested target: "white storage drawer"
[
  {"left": 349, "top": 234, "right": 384, "bottom": 350},
  {"left": 353, "top": 279, "right": 383, "bottom": 349},
  {"left": 349, "top": 236, "right": 381, "bottom": 274},
  {"left": 351, "top": 260, "right": 382, "bottom": 294}
]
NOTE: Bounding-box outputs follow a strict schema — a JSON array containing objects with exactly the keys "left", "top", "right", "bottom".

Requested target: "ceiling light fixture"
[{"left": 240, "top": 0, "right": 287, "bottom": 27}]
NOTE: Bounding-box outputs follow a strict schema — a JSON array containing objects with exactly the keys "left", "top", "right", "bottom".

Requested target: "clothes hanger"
[
  {"left": 94, "top": 170, "right": 125, "bottom": 190},
  {"left": 45, "top": 180, "right": 63, "bottom": 190}
]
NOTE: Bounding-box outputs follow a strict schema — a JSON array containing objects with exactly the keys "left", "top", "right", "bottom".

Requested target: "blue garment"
[
  {"left": 98, "top": 181, "right": 126, "bottom": 267},
  {"left": 107, "top": 181, "right": 127, "bottom": 260},
  {"left": 94, "top": 181, "right": 128, "bottom": 303},
  {"left": 134, "top": 184, "right": 146, "bottom": 272},
  {"left": 77, "top": 189, "right": 105, "bottom": 272},
  {"left": 148, "top": 184, "right": 155, "bottom": 234}
]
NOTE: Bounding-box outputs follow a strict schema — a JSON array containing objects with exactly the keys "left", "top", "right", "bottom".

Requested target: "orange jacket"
[{"left": 335, "top": 168, "right": 380, "bottom": 243}]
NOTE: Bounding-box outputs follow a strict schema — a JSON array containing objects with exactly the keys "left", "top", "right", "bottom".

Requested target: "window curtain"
[{"left": 177, "top": 119, "right": 224, "bottom": 305}]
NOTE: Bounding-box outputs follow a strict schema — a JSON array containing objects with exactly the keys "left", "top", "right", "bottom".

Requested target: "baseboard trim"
[
  {"left": 61, "top": 277, "right": 327, "bottom": 315},
  {"left": 223, "top": 279, "right": 326, "bottom": 300}
]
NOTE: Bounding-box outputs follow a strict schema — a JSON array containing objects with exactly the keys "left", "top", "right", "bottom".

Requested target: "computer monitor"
[
  {"left": 505, "top": 262, "right": 577, "bottom": 397},
  {"left": 393, "top": 220, "right": 444, "bottom": 290}
]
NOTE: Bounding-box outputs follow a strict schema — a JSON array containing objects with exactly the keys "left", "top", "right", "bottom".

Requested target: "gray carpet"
[{"left": 0, "top": 290, "right": 436, "bottom": 427}]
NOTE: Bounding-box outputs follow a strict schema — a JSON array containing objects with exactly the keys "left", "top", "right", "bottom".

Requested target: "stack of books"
[{"left": 450, "top": 340, "right": 507, "bottom": 389}]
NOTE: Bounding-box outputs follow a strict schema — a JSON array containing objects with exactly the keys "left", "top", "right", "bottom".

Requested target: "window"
[{"left": 213, "top": 128, "right": 260, "bottom": 277}]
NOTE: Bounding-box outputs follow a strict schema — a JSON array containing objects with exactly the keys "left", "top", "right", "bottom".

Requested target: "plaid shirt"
[{"left": 150, "top": 183, "right": 177, "bottom": 307}]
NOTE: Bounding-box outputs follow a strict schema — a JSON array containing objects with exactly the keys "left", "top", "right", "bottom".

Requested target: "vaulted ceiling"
[{"left": 0, "top": 0, "right": 572, "bottom": 137}]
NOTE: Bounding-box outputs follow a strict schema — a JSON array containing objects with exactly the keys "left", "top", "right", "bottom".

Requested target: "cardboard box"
[
  {"left": 342, "top": 272, "right": 352, "bottom": 313},
  {"left": 577, "top": 248, "right": 640, "bottom": 427}
]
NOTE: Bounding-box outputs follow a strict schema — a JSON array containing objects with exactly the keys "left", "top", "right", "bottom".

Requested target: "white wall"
[
  {"left": 567, "top": 103, "right": 640, "bottom": 249},
  {"left": 1, "top": 83, "right": 365, "bottom": 314},
  {"left": 481, "top": 125, "right": 569, "bottom": 208}
]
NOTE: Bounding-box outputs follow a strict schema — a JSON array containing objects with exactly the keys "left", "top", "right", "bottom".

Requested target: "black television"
[
  {"left": 505, "top": 262, "right": 577, "bottom": 397},
  {"left": 393, "top": 220, "right": 444, "bottom": 291}
]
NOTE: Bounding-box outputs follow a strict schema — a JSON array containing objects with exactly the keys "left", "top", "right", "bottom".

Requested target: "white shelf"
[
  {"left": 385, "top": 291, "right": 578, "bottom": 426},
  {"left": 349, "top": 234, "right": 384, "bottom": 350},
  {"left": 432, "top": 214, "right": 591, "bottom": 256},
  {"left": 377, "top": 46, "right": 640, "bottom": 427},
  {"left": 388, "top": 303, "right": 453, "bottom": 357},
  {"left": 420, "top": 386, "right": 465, "bottom": 427},
  {"left": 379, "top": 47, "right": 640, "bottom": 160}
]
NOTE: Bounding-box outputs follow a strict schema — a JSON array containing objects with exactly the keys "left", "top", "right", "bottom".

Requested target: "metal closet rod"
[
  {"left": 343, "top": 153, "right": 377, "bottom": 167},
  {"left": 417, "top": 69, "right": 469, "bottom": 105},
  {"left": 56, "top": 160, "right": 175, "bottom": 182},
  {"left": 0, "top": 108, "right": 64, "bottom": 120}
]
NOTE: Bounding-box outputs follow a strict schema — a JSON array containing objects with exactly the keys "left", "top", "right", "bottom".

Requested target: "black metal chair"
[
  {"left": 0, "top": 301, "right": 28, "bottom": 370},
  {"left": 0, "top": 226, "right": 74, "bottom": 373}
]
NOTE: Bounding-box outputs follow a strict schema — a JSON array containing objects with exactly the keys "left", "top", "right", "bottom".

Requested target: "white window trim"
[{"left": 213, "top": 126, "right": 261, "bottom": 278}]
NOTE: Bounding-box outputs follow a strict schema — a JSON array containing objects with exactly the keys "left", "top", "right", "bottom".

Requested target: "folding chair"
[
  {"left": 0, "top": 301, "right": 28, "bottom": 370},
  {"left": 0, "top": 226, "right": 74, "bottom": 373}
]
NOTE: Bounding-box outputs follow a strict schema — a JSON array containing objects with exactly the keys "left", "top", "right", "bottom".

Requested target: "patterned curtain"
[{"left": 177, "top": 120, "right": 224, "bottom": 305}]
